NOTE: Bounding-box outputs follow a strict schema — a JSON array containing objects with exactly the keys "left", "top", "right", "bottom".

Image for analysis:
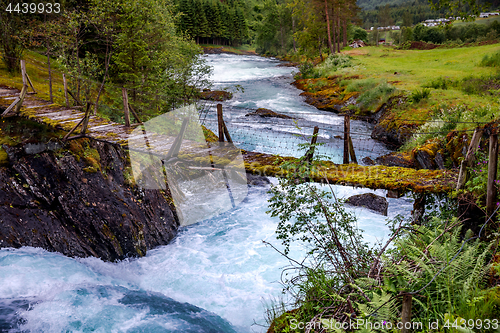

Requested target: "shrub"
[
  {"left": 480, "top": 51, "right": 500, "bottom": 67},
  {"left": 423, "top": 77, "right": 451, "bottom": 90},
  {"left": 409, "top": 88, "right": 431, "bottom": 103},
  {"left": 355, "top": 81, "right": 395, "bottom": 109},
  {"left": 350, "top": 26, "right": 368, "bottom": 42},
  {"left": 314, "top": 54, "right": 354, "bottom": 77}
]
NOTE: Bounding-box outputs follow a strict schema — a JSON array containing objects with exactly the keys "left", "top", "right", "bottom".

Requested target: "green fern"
[{"left": 384, "top": 223, "right": 494, "bottom": 326}]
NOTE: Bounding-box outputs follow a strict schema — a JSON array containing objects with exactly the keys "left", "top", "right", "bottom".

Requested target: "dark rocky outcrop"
[
  {"left": 245, "top": 108, "right": 294, "bottom": 119},
  {"left": 199, "top": 90, "right": 233, "bottom": 101},
  {"left": 0, "top": 139, "right": 179, "bottom": 262},
  {"left": 346, "top": 193, "right": 388, "bottom": 216},
  {"left": 375, "top": 152, "right": 415, "bottom": 168},
  {"left": 361, "top": 156, "right": 375, "bottom": 165},
  {"left": 246, "top": 172, "right": 271, "bottom": 187}
]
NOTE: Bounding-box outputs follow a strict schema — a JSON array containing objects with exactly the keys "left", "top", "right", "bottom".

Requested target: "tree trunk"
[
  {"left": 95, "top": 44, "right": 111, "bottom": 115},
  {"left": 342, "top": 17, "right": 347, "bottom": 47},
  {"left": 332, "top": 5, "right": 337, "bottom": 53},
  {"left": 46, "top": 43, "right": 53, "bottom": 104},
  {"left": 324, "top": 0, "right": 333, "bottom": 54},
  {"left": 292, "top": 16, "right": 297, "bottom": 52},
  {"left": 337, "top": 11, "right": 341, "bottom": 52}
]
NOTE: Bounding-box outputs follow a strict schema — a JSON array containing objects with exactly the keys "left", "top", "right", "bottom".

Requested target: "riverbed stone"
[
  {"left": 245, "top": 108, "right": 295, "bottom": 119},
  {"left": 246, "top": 172, "right": 271, "bottom": 187},
  {"left": 346, "top": 193, "right": 388, "bottom": 216}
]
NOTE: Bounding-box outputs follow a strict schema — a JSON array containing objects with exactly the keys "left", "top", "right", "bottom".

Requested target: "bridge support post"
[
  {"left": 122, "top": 88, "right": 131, "bottom": 128},
  {"left": 305, "top": 126, "right": 319, "bottom": 163},
  {"left": 343, "top": 115, "right": 350, "bottom": 164},
  {"left": 63, "top": 73, "right": 69, "bottom": 107},
  {"left": 487, "top": 131, "right": 498, "bottom": 219}
]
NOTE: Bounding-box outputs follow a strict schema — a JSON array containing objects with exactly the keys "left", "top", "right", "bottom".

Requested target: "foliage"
[
  {"left": 379, "top": 223, "right": 498, "bottom": 326},
  {"left": 297, "top": 61, "right": 315, "bottom": 78},
  {"left": 42, "top": 0, "right": 212, "bottom": 121},
  {"left": 350, "top": 26, "right": 368, "bottom": 42},
  {"left": 266, "top": 143, "right": 375, "bottom": 326},
  {"left": 266, "top": 164, "right": 499, "bottom": 331},
  {"left": 174, "top": 0, "right": 248, "bottom": 45},
  {"left": 0, "top": 0, "right": 29, "bottom": 72},
  {"left": 315, "top": 54, "right": 354, "bottom": 76},
  {"left": 460, "top": 73, "right": 500, "bottom": 97},
  {"left": 409, "top": 88, "right": 431, "bottom": 103},
  {"left": 353, "top": 80, "right": 396, "bottom": 110},
  {"left": 480, "top": 51, "right": 500, "bottom": 67},
  {"left": 423, "top": 76, "right": 452, "bottom": 90},
  {"left": 255, "top": 0, "right": 293, "bottom": 56}
]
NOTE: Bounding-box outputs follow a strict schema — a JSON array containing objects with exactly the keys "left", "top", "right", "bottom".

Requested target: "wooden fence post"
[
  {"left": 401, "top": 294, "right": 413, "bottom": 333},
  {"left": 128, "top": 103, "right": 143, "bottom": 125},
  {"left": 166, "top": 118, "right": 189, "bottom": 159},
  {"left": 456, "top": 128, "right": 483, "bottom": 190},
  {"left": 80, "top": 103, "right": 91, "bottom": 135},
  {"left": 343, "top": 115, "right": 350, "bottom": 164},
  {"left": 122, "top": 88, "right": 131, "bottom": 128},
  {"left": 348, "top": 136, "right": 357, "bottom": 164},
  {"left": 63, "top": 73, "right": 69, "bottom": 107},
  {"left": 487, "top": 131, "right": 498, "bottom": 218},
  {"left": 305, "top": 126, "right": 319, "bottom": 163},
  {"left": 20, "top": 60, "right": 27, "bottom": 86},
  {"left": 217, "top": 103, "right": 224, "bottom": 143}
]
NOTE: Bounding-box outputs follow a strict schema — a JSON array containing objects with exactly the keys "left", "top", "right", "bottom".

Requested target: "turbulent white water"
[
  {"left": 201, "top": 54, "right": 390, "bottom": 163},
  {"left": 0, "top": 54, "right": 413, "bottom": 333}
]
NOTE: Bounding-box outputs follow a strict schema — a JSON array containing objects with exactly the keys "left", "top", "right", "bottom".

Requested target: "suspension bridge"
[{"left": 0, "top": 60, "right": 458, "bottom": 194}]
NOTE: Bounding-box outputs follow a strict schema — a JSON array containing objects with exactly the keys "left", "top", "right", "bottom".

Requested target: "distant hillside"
[{"left": 357, "top": 0, "right": 409, "bottom": 10}]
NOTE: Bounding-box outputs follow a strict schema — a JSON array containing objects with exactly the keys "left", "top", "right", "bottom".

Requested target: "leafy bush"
[
  {"left": 350, "top": 26, "right": 368, "bottom": 42},
  {"left": 355, "top": 81, "right": 395, "bottom": 109},
  {"left": 480, "top": 51, "right": 500, "bottom": 67},
  {"left": 423, "top": 77, "right": 451, "bottom": 90},
  {"left": 314, "top": 54, "right": 354, "bottom": 77},
  {"left": 297, "top": 61, "right": 315, "bottom": 79},
  {"left": 461, "top": 73, "right": 500, "bottom": 96}
]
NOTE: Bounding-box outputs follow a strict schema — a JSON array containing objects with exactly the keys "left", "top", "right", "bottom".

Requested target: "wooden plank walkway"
[{"left": 0, "top": 87, "right": 458, "bottom": 194}]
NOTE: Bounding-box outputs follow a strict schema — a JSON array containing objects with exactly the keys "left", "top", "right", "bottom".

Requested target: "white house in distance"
[{"left": 480, "top": 12, "right": 500, "bottom": 18}]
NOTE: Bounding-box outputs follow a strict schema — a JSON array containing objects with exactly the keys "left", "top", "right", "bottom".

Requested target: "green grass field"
[{"left": 340, "top": 44, "right": 500, "bottom": 125}]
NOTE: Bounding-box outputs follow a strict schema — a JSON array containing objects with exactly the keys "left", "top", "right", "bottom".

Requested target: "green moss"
[
  {"left": 0, "top": 147, "right": 8, "bottom": 166},
  {"left": 243, "top": 151, "right": 455, "bottom": 193}
]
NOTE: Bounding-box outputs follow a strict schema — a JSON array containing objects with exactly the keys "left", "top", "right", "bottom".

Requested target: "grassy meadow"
[{"left": 326, "top": 44, "right": 500, "bottom": 141}]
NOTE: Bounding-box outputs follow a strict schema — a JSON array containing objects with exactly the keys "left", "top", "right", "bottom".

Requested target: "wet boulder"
[
  {"left": 346, "top": 193, "right": 388, "bottom": 216},
  {"left": 199, "top": 90, "right": 233, "bottom": 101},
  {"left": 246, "top": 172, "right": 271, "bottom": 187},
  {"left": 245, "top": 108, "right": 295, "bottom": 119},
  {"left": 375, "top": 152, "right": 415, "bottom": 168}
]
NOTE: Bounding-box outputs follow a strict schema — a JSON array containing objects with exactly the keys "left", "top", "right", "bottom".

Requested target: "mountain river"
[{"left": 0, "top": 54, "right": 414, "bottom": 333}]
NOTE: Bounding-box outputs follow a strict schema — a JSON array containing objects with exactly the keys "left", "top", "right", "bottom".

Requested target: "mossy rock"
[
  {"left": 199, "top": 90, "right": 233, "bottom": 101},
  {"left": 245, "top": 108, "right": 294, "bottom": 119}
]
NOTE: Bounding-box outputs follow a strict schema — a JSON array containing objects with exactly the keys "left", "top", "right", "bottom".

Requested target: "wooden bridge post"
[
  {"left": 217, "top": 103, "right": 225, "bottom": 143},
  {"left": 21, "top": 60, "right": 27, "bottom": 86},
  {"left": 80, "top": 102, "right": 91, "bottom": 135},
  {"left": 456, "top": 128, "right": 483, "bottom": 190},
  {"left": 217, "top": 104, "right": 232, "bottom": 143},
  {"left": 305, "top": 126, "right": 319, "bottom": 163},
  {"left": 63, "top": 73, "right": 69, "bottom": 107},
  {"left": 13, "top": 60, "right": 28, "bottom": 114},
  {"left": 343, "top": 115, "right": 350, "bottom": 164},
  {"left": 348, "top": 136, "right": 357, "bottom": 164},
  {"left": 487, "top": 131, "right": 498, "bottom": 219},
  {"left": 122, "top": 88, "right": 131, "bottom": 128}
]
